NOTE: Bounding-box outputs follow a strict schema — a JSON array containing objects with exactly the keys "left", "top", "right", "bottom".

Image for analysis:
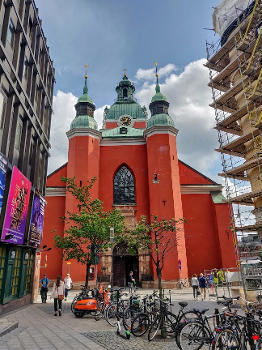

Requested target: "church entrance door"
[{"left": 113, "top": 245, "right": 139, "bottom": 287}]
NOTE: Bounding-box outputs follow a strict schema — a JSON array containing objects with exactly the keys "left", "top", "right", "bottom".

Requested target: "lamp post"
[{"left": 110, "top": 226, "right": 114, "bottom": 287}]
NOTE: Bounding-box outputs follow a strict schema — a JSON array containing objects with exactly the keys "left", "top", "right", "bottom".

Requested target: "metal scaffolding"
[{"left": 206, "top": 0, "right": 262, "bottom": 299}]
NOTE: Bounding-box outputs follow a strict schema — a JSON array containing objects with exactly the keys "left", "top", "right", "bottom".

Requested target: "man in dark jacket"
[{"left": 198, "top": 273, "right": 207, "bottom": 300}]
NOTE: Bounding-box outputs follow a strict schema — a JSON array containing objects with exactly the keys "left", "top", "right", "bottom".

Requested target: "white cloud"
[
  {"left": 135, "top": 63, "right": 176, "bottom": 81},
  {"left": 48, "top": 90, "right": 77, "bottom": 174},
  {"left": 48, "top": 59, "right": 220, "bottom": 181},
  {"left": 94, "top": 105, "right": 109, "bottom": 130},
  {"left": 136, "top": 59, "right": 219, "bottom": 176},
  {"left": 48, "top": 91, "right": 107, "bottom": 174}
]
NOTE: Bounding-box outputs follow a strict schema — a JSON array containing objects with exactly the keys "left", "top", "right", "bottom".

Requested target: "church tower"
[
  {"left": 145, "top": 64, "right": 188, "bottom": 281},
  {"left": 64, "top": 74, "right": 101, "bottom": 279},
  {"left": 103, "top": 71, "right": 147, "bottom": 129}
]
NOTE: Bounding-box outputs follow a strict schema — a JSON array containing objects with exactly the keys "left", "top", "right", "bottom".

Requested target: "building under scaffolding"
[{"left": 206, "top": 0, "right": 262, "bottom": 298}]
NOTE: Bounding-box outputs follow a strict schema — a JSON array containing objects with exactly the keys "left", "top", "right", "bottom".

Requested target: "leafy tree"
[
  {"left": 126, "top": 215, "right": 184, "bottom": 297},
  {"left": 55, "top": 177, "right": 124, "bottom": 286}
]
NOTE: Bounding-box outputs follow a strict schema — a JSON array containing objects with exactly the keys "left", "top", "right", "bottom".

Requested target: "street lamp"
[
  {"left": 37, "top": 245, "right": 52, "bottom": 268},
  {"left": 110, "top": 226, "right": 114, "bottom": 287}
]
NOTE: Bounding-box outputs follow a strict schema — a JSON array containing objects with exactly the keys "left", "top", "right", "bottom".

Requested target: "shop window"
[
  {"left": 11, "top": 249, "right": 21, "bottom": 296},
  {"left": 24, "top": 251, "right": 34, "bottom": 294},
  {"left": 0, "top": 247, "right": 7, "bottom": 297},
  {"left": 7, "top": 18, "right": 15, "bottom": 47}
]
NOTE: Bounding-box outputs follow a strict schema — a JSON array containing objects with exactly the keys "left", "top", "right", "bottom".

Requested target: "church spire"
[
  {"left": 147, "top": 62, "right": 174, "bottom": 128},
  {"left": 83, "top": 64, "right": 88, "bottom": 94},
  {"left": 154, "top": 62, "right": 160, "bottom": 93},
  {"left": 70, "top": 66, "right": 97, "bottom": 131}
]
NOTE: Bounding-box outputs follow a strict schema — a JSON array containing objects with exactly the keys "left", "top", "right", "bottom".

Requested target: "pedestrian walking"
[
  {"left": 40, "top": 273, "right": 50, "bottom": 303},
  {"left": 50, "top": 275, "right": 65, "bottom": 316},
  {"left": 64, "top": 273, "right": 72, "bottom": 301},
  {"left": 127, "top": 271, "right": 135, "bottom": 293},
  {"left": 218, "top": 269, "right": 225, "bottom": 285},
  {"left": 198, "top": 273, "right": 207, "bottom": 300},
  {"left": 213, "top": 269, "right": 219, "bottom": 286},
  {"left": 208, "top": 272, "right": 215, "bottom": 294},
  {"left": 191, "top": 274, "right": 199, "bottom": 299}
]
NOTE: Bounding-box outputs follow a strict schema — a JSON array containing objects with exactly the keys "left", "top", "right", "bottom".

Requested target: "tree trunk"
[
  {"left": 157, "top": 268, "right": 163, "bottom": 298},
  {"left": 86, "top": 263, "right": 91, "bottom": 287},
  {"left": 157, "top": 269, "right": 166, "bottom": 338}
]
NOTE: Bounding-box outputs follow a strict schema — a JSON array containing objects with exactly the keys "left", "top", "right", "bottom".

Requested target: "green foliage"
[
  {"left": 126, "top": 215, "right": 184, "bottom": 292},
  {"left": 55, "top": 177, "right": 124, "bottom": 267}
]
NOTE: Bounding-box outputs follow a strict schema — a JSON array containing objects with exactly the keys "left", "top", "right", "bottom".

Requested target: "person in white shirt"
[
  {"left": 50, "top": 275, "right": 65, "bottom": 316},
  {"left": 64, "top": 273, "right": 72, "bottom": 301},
  {"left": 191, "top": 274, "right": 199, "bottom": 299}
]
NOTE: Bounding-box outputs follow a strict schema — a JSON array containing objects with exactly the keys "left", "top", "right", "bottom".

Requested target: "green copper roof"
[
  {"left": 77, "top": 76, "right": 94, "bottom": 105},
  {"left": 105, "top": 102, "right": 147, "bottom": 120},
  {"left": 151, "top": 83, "right": 167, "bottom": 103},
  {"left": 104, "top": 74, "right": 147, "bottom": 121},
  {"left": 70, "top": 115, "right": 98, "bottom": 130},
  {"left": 211, "top": 191, "right": 227, "bottom": 204},
  {"left": 147, "top": 113, "right": 174, "bottom": 128},
  {"left": 102, "top": 126, "right": 144, "bottom": 138}
]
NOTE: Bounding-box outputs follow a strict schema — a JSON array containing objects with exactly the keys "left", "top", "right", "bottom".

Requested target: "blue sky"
[
  {"left": 36, "top": 0, "right": 221, "bottom": 105},
  {"left": 35, "top": 0, "right": 226, "bottom": 180}
]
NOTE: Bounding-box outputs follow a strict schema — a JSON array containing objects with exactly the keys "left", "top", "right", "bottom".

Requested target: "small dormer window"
[{"left": 123, "top": 88, "right": 128, "bottom": 99}]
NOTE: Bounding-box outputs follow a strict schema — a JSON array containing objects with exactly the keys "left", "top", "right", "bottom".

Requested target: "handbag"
[
  {"left": 58, "top": 295, "right": 64, "bottom": 301},
  {"left": 197, "top": 289, "right": 201, "bottom": 296}
]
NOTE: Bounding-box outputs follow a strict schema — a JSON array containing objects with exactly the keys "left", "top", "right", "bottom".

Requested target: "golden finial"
[
  {"left": 154, "top": 62, "right": 158, "bottom": 78},
  {"left": 123, "top": 68, "right": 127, "bottom": 77},
  {"left": 84, "top": 64, "right": 88, "bottom": 79},
  {"left": 154, "top": 61, "right": 159, "bottom": 82}
]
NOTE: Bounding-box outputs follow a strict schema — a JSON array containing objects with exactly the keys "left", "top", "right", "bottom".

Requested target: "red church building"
[{"left": 42, "top": 71, "right": 236, "bottom": 288}]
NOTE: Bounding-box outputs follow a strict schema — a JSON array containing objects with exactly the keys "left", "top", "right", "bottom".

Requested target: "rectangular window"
[
  {"left": 7, "top": 18, "right": 15, "bottom": 46},
  {"left": 0, "top": 91, "right": 7, "bottom": 129},
  {"left": 0, "top": 247, "right": 7, "bottom": 297},
  {"left": 14, "top": 119, "right": 22, "bottom": 151},
  {"left": 28, "top": 17, "right": 33, "bottom": 41},
  {"left": 11, "top": 249, "right": 21, "bottom": 296},
  {"left": 23, "top": 56, "right": 28, "bottom": 81},
  {"left": 24, "top": 251, "right": 34, "bottom": 294}
]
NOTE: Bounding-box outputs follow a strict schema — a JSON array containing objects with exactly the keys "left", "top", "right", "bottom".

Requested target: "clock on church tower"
[{"left": 119, "top": 115, "right": 132, "bottom": 126}]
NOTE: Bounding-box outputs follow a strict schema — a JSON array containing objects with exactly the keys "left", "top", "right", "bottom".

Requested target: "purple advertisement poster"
[
  {"left": 1, "top": 166, "right": 31, "bottom": 244},
  {"left": 28, "top": 193, "right": 45, "bottom": 247},
  {"left": 0, "top": 152, "right": 8, "bottom": 218}
]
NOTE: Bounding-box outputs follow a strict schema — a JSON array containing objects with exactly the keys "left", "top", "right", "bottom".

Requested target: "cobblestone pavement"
[
  {"left": 82, "top": 331, "right": 182, "bottom": 350},
  {"left": 0, "top": 290, "right": 225, "bottom": 350}
]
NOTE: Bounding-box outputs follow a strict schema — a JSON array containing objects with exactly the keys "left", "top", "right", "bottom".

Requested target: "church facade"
[{"left": 42, "top": 72, "right": 236, "bottom": 287}]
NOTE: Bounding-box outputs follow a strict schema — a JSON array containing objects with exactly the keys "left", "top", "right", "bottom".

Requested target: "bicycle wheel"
[
  {"left": 214, "top": 329, "right": 239, "bottom": 350},
  {"left": 123, "top": 307, "right": 141, "bottom": 330},
  {"left": 131, "top": 313, "right": 150, "bottom": 337},
  {"left": 148, "top": 316, "right": 161, "bottom": 341},
  {"left": 105, "top": 304, "right": 118, "bottom": 327},
  {"left": 180, "top": 321, "right": 211, "bottom": 350}
]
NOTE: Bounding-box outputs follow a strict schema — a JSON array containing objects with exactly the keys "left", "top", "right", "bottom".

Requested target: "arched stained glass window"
[{"left": 113, "top": 165, "right": 135, "bottom": 204}]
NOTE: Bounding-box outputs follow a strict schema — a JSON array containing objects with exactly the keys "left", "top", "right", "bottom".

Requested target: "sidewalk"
[{"left": 0, "top": 289, "right": 223, "bottom": 350}]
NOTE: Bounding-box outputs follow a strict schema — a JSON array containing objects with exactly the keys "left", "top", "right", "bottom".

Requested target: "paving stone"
[{"left": 0, "top": 292, "right": 223, "bottom": 350}]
